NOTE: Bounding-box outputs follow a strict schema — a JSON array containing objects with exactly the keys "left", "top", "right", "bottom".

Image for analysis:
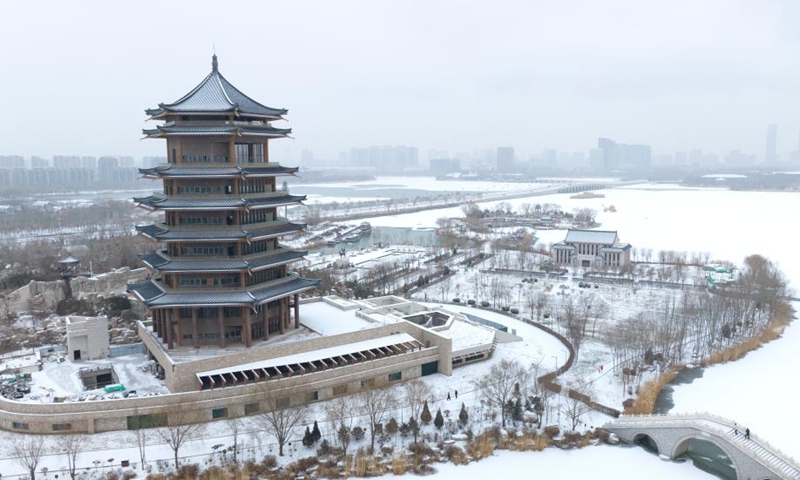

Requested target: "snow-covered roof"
[
  {"left": 195, "top": 333, "right": 418, "bottom": 378},
  {"left": 437, "top": 318, "right": 495, "bottom": 353},
  {"left": 564, "top": 229, "right": 618, "bottom": 245}
]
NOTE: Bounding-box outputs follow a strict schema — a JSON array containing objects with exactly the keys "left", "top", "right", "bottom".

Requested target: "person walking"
[
  {"left": 455, "top": 390, "right": 458, "bottom": 399},
  {"left": 734, "top": 422, "right": 738, "bottom": 436},
  {"left": 745, "top": 428, "right": 750, "bottom": 440},
  {"left": 447, "top": 392, "right": 451, "bottom": 401}
]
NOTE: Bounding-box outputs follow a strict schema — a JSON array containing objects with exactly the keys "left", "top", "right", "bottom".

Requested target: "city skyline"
[{"left": 2, "top": 1, "right": 800, "bottom": 163}]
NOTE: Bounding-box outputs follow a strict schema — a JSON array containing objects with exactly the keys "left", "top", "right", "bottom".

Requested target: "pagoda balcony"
[
  {"left": 140, "top": 248, "right": 306, "bottom": 273},
  {"left": 136, "top": 220, "right": 305, "bottom": 242},
  {"left": 133, "top": 193, "right": 306, "bottom": 211},
  {"left": 158, "top": 191, "right": 290, "bottom": 201},
  {"left": 140, "top": 163, "right": 296, "bottom": 177}
]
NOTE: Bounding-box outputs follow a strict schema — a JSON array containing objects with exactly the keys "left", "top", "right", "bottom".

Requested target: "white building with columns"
[{"left": 551, "top": 229, "right": 631, "bottom": 269}]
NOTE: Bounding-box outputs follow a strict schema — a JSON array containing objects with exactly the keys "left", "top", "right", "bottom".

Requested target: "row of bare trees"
[{"left": 606, "top": 254, "right": 790, "bottom": 376}]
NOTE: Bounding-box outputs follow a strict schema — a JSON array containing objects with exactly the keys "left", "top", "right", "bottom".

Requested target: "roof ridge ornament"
[{"left": 212, "top": 54, "right": 219, "bottom": 73}]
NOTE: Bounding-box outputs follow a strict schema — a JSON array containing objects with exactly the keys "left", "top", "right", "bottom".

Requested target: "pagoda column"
[
  {"left": 279, "top": 298, "right": 286, "bottom": 335},
  {"left": 174, "top": 307, "right": 182, "bottom": 347},
  {"left": 294, "top": 294, "right": 300, "bottom": 329},
  {"left": 165, "top": 310, "right": 174, "bottom": 350},
  {"left": 262, "top": 308, "right": 269, "bottom": 340},
  {"left": 152, "top": 310, "right": 159, "bottom": 336},
  {"left": 243, "top": 311, "right": 252, "bottom": 347},
  {"left": 218, "top": 308, "right": 226, "bottom": 348},
  {"left": 191, "top": 309, "right": 199, "bottom": 348}
]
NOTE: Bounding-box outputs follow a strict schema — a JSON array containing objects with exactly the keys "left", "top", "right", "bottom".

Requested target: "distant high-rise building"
[
  {"left": 597, "top": 138, "right": 618, "bottom": 171},
  {"left": 429, "top": 158, "right": 461, "bottom": 176},
  {"left": 0, "top": 155, "right": 25, "bottom": 169},
  {"left": 589, "top": 148, "right": 604, "bottom": 171},
  {"left": 597, "top": 138, "right": 650, "bottom": 171},
  {"left": 301, "top": 148, "right": 314, "bottom": 165},
  {"left": 348, "top": 145, "right": 418, "bottom": 173},
  {"left": 496, "top": 147, "right": 515, "bottom": 173},
  {"left": 30, "top": 156, "right": 50, "bottom": 168},
  {"left": 766, "top": 124, "right": 778, "bottom": 164},
  {"left": 725, "top": 150, "right": 756, "bottom": 167}
]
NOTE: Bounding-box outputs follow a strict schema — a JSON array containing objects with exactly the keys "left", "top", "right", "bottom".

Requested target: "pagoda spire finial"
[{"left": 212, "top": 54, "right": 219, "bottom": 73}]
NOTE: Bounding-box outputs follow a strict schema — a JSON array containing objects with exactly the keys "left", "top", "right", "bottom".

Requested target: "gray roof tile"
[
  {"left": 146, "top": 55, "right": 288, "bottom": 118},
  {"left": 133, "top": 194, "right": 306, "bottom": 210},
  {"left": 138, "top": 165, "right": 299, "bottom": 178},
  {"left": 564, "top": 230, "right": 618, "bottom": 245}
]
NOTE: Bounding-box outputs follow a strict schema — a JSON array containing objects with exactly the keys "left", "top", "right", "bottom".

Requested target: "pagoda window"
[
  {"left": 180, "top": 215, "right": 224, "bottom": 226},
  {"left": 171, "top": 148, "right": 177, "bottom": 164},
  {"left": 247, "top": 267, "right": 283, "bottom": 286},
  {"left": 180, "top": 246, "right": 225, "bottom": 256},
  {"left": 235, "top": 143, "right": 265, "bottom": 164},
  {"left": 179, "top": 185, "right": 224, "bottom": 195},
  {"left": 180, "top": 277, "right": 205, "bottom": 287},
  {"left": 241, "top": 180, "right": 266, "bottom": 194},
  {"left": 243, "top": 240, "right": 268, "bottom": 255}
]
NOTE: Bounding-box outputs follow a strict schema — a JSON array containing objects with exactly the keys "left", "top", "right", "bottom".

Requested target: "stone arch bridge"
[{"left": 603, "top": 413, "right": 800, "bottom": 480}]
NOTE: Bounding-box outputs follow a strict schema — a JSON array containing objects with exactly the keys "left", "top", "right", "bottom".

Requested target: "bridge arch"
[
  {"left": 631, "top": 432, "right": 661, "bottom": 455},
  {"left": 670, "top": 433, "right": 743, "bottom": 479}
]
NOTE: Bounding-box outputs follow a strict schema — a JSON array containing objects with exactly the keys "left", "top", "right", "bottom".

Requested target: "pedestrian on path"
[
  {"left": 455, "top": 390, "right": 458, "bottom": 399},
  {"left": 734, "top": 422, "right": 738, "bottom": 436},
  {"left": 745, "top": 428, "right": 750, "bottom": 440},
  {"left": 447, "top": 392, "right": 451, "bottom": 401}
]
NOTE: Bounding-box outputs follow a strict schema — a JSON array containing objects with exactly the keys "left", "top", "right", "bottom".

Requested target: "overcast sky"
[{"left": 3, "top": 0, "right": 800, "bottom": 162}]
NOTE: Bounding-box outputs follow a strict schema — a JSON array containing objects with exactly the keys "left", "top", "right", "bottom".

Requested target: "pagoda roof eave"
[
  {"left": 138, "top": 165, "right": 300, "bottom": 179},
  {"left": 137, "top": 249, "right": 307, "bottom": 273},
  {"left": 132, "top": 194, "right": 306, "bottom": 211},
  {"left": 142, "top": 123, "right": 291, "bottom": 138},
  {"left": 128, "top": 276, "right": 319, "bottom": 309},
  {"left": 144, "top": 56, "right": 289, "bottom": 118},
  {"left": 145, "top": 108, "right": 286, "bottom": 122},
  {"left": 135, "top": 222, "right": 304, "bottom": 242}
]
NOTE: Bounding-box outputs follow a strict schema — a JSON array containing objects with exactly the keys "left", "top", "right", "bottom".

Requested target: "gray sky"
[{"left": 3, "top": 0, "right": 800, "bottom": 162}]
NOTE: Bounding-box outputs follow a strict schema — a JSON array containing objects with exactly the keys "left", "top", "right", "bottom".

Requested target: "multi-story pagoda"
[{"left": 128, "top": 55, "right": 319, "bottom": 350}]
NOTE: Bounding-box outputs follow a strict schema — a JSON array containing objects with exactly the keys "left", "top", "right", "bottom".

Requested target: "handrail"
[{"left": 605, "top": 412, "right": 800, "bottom": 476}]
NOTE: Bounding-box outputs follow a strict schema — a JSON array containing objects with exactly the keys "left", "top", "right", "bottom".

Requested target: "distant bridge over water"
[{"left": 604, "top": 413, "right": 800, "bottom": 480}]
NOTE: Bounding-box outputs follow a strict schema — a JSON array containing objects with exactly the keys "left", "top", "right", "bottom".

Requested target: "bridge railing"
[{"left": 608, "top": 412, "right": 800, "bottom": 475}]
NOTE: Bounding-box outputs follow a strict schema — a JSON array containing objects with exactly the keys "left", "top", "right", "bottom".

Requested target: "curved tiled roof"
[
  {"left": 127, "top": 276, "right": 320, "bottom": 308},
  {"left": 145, "top": 55, "right": 288, "bottom": 118},
  {"left": 138, "top": 249, "right": 307, "bottom": 273},
  {"left": 142, "top": 122, "right": 291, "bottom": 138},
  {"left": 138, "top": 165, "right": 299, "bottom": 178},
  {"left": 132, "top": 194, "right": 306, "bottom": 210},
  {"left": 135, "top": 222, "right": 305, "bottom": 242}
]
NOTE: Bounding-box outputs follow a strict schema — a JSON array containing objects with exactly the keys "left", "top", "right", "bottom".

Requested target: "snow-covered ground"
[{"left": 1, "top": 181, "right": 797, "bottom": 479}]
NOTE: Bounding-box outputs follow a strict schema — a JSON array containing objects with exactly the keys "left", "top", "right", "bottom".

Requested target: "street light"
[{"left": 552, "top": 355, "right": 558, "bottom": 370}]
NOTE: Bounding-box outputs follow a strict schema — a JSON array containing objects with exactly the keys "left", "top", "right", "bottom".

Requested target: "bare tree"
[
  {"left": 356, "top": 384, "right": 397, "bottom": 451},
  {"left": 474, "top": 359, "right": 533, "bottom": 427},
  {"left": 325, "top": 396, "right": 355, "bottom": 457},
  {"left": 59, "top": 433, "right": 87, "bottom": 480},
  {"left": 560, "top": 296, "right": 589, "bottom": 357},
  {"left": 10, "top": 435, "right": 46, "bottom": 480},
  {"left": 131, "top": 425, "right": 149, "bottom": 469},
  {"left": 403, "top": 378, "right": 432, "bottom": 443},
  {"left": 561, "top": 387, "right": 594, "bottom": 431},
  {"left": 229, "top": 418, "right": 243, "bottom": 464},
  {"left": 258, "top": 396, "right": 307, "bottom": 456},
  {"left": 157, "top": 409, "right": 205, "bottom": 469}
]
